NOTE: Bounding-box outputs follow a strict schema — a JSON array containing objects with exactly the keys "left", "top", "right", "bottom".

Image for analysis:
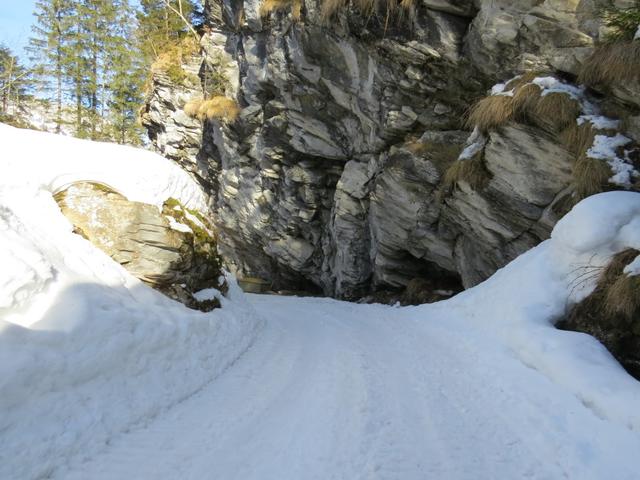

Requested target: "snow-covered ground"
[
  {"left": 2, "top": 124, "right": 640, "bottom": 479},
  {"left": 0, "top": 124, "right": 263, "bottom": 479}
]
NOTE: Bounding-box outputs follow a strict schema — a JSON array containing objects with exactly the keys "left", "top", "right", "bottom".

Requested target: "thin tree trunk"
[
  {"left": 55, "top": 10, "right": 63, "bottom": 134},
  {"left": 56, "top": 48, "right": 62, "bottom": 133}
]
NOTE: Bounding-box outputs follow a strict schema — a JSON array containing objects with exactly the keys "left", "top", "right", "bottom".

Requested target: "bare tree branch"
[{"left": 164, "top": 0, "right": 199, "bottom": 41}]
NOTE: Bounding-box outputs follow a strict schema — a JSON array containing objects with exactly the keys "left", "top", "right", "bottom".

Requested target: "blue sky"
[{"left": 0, "top": 0, "right": 38, "bottom": 57}]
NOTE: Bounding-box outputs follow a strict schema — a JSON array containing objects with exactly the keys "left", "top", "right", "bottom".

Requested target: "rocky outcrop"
[
  {"left": 141, "top": 54, "right": 216, "bottom": 190},
  {"left": 143, "top": 0, "right": 639, "bottom": 299},
  {"left": 55, "top": 182, "right": 227, "bottom": 310}
]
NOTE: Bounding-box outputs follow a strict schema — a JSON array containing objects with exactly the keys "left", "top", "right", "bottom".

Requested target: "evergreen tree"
[
  {"left": 0, "top": 45, "right": 32, "bottom": 117},
  {"left": 137, "top": 0, "right": 198, "bottom": 63},
  {"left": 66, "top": 12, "right": 89, "bottom": 137},
  {"left": 24, "top": 0, "right": 200, "bottom": 143},
  {"left": 27, "top": 0, "right": 74, "bottom": 133},
  {"left": 107, "top": 0, "right": 145, "bottom": 144},
  {"left": 75, "top": 0, "right": 120, "bottom": 139}
]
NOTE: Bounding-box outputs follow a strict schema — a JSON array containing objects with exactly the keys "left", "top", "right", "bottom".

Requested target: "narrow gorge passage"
[{"left": 60, "top": 294, "right": 639, "bottom": 480}]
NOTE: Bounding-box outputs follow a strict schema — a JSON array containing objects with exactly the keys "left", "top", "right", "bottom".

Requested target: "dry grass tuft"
[
  {"left": 561, "top": 118, "right": 626, "bottom": 199},
  {"left": 560, "top": 247, "right": 640, "bottom": 379},
  {"left": 321, "top": 0, "right": 416, "bottom": 24},
  {"left": 573, "top": 154, "right": 613, "bottom": 199},
  {"left": 404, "top": 141, "right": 463, "bottom": 174},
  {"left": 504, "top": 72, "right": 544, "bottom": 91},
  {"left": 199, "top": 97, "right": 241, "bottom": 122},
  {"left": 464, "top": 95, "right": 514, "bottom": 133},
  {"left": 605, "top": 274, "right": 640, "bottom": 320},
  {"left": 151, "top": 36, "right": 201, "bottom": 85},
  {"left": 441, "top": 155, "right": 491, "bottom": 194},
  {"left": 510, "top": 83, "right": 542, "bottom": 122},
  {"left": 183, "top": 98, "right": 204, "bottom": 118},
  {"left": 599, "top": 248, "right": 640, "bottom": 320},
  {"left": 184, "top": 96, "right": 240, "bottom": 123},
  {"left": 467, "top": 79, "right": 580, "bottom": 134},
  {"left": 260, "top": 0, "right": 302, "bottom": 20},
  {"left": 463, "top": 72, "right": 634, "bottom": 200},
  {"left": 600, "top": 249, "right": 639, "bottom": 286},
  {"left": 560, "top": 122, "right": 597, "bottom": 156},
  {"left": 531, "top": 92, "right": 582, "bottom": 133},
  {"left": 579, "top": 41, "right": 640, "bottom": 87}
]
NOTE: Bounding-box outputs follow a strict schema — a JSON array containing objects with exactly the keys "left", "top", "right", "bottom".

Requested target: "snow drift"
[
  {"left": 413, "top": 191, "right": 640, "bottom": 431},
  {"left": 0, "top": 124, "right": 263, "bottom": 479}
]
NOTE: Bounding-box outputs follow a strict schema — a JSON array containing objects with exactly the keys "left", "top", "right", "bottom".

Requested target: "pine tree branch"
[{"left": 0, "top": 71, "right": 30, "bottom": 93}]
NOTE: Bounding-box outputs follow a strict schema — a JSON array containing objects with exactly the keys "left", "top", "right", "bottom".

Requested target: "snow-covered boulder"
[{"left": 55, "top": 182, "right": 226, "bottom": 310}]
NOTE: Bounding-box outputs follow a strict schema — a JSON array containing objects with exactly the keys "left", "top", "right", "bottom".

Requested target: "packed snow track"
[{"left": 58, "top": 294, "right": 640, "bottom": 480}]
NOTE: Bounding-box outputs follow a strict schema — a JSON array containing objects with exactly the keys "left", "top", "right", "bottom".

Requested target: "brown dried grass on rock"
[
  {"left": 572, "top": 154, "right": 613, "bottom": 199},
  {"left": 441, "top": 154, "right": 491, "bottom": 194},
  {"left": 531, "top": 92, "right": 581, "bottom": 133},
  {"left": 559, "top": 248, "right": 640, "bottom": 379},
  {"left": 579, "top": 41, "right": 640, "bottom": 87},
  {"left": 321, "top": 0, "right": 416, "bottom": 24},
  {"left": 260, "top": 0, "right": 302, "bottom": 20},
  {"left": 560, "top": 122, "right": 597, "bottom": 156},
  {"left": 183, "top": 96, "right": 240, "bottom": 123},
  {"left": 464, "top": 95, "right": 515, "bottom": 133}
]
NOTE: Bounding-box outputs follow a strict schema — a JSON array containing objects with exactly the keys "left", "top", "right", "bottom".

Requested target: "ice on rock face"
[
  {"left": 458, "top": 127, "right": 487, "bottom": 160},
  {"left": 624, "top": 255, "right": 640, "bottom": 276},
  {"left": 587, "top": 134, "right": 632, "bottom": 160},
  {"left": 491, "top": 82, "right": 506, "bottom": 94},
  {"left": 577, "top": 115, "right": 620, "bottom": 130},
  {"left": 585, "top": 134, "right": 636, "bottom": 187}
]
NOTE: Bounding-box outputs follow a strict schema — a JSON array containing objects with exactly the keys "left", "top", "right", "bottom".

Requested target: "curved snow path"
[{"left": 60, "top": 295, "right": 640, "bottom": 480}]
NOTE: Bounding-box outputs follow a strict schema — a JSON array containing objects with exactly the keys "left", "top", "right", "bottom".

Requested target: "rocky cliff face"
[{"left": 143, "top": 0, "right": 640, "bottom": 299}]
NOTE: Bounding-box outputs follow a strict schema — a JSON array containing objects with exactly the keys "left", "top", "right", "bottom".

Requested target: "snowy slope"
[
  {"left": 2, "top": 124, "right": 640, "bottom": 479},
  {"left": 0, "top": 124, "right": 263, "bottom": 479}
]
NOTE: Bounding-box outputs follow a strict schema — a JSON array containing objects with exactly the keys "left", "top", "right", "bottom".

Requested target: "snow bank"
[
  {"left": 415, "top": 191, "right": 640, "bottom": 432},
  {"left": 0, "top": 123, "right": 207, "bottom": 210},
  {"left": 0, "top": 124, "right": 262, "bottom": 479}
]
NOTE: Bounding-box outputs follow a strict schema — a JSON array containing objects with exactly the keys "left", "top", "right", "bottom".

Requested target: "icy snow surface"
[
  {"left": 624, "top": 255, "right": 640, "bottom": 276},
  {"left": 2, "top": 124, "right": 640, "bottom": 479},
  {"left": 587, "top": 134, "right": 635, "bottom": 186},
  {"left": 577, "top": 115, "right": 620, "bottom": 130},
  {"left": 531, "top": 76, "right": 585, "bottom": 100},
  {"left": 457, "top": 127, "right": 486, "bottom": 160}
]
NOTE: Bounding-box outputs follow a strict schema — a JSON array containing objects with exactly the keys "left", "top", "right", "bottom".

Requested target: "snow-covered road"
[
  {"left": 3, "top": 125, "right": 640, "bottom": 479},
  {"left": 59, "top": 294, "right": 640, "bottom": 480}
]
